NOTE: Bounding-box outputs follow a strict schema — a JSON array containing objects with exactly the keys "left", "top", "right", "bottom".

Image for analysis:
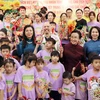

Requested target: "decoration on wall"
[
  {"left": 0, "top": 0, "right": 20, "bottom": 10},
  {"left": 89, "top": 0, "right": 100, "bottom": 13},
  {"left": 30, "top": 1, "right": 44, "bottom": 13}
]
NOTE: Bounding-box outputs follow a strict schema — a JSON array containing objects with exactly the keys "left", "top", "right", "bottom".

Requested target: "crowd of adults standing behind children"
[{"left": 0, "top": 5, "right": 100, "bottom": 100}]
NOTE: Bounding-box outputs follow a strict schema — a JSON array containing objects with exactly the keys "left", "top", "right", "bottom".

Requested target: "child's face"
[
  {"left": 28, "top": 60, "right": 36, "bottom": 68},
  {"left": 36, "top": 63, "right": 44, "bottom": 71},
  {"left": 51, "top": 56, "right": 59, "bottom": 63},
  {"left": 63, "top": 78, "right": 72, "bottom": 85},
  {"left": 1, "top": 49, "right": 10, "bottom": 58},
  {"left": 4, "top": 63, "right": 14, "bottom": 74},
  {"left": 45, "top": 41, "right": 54, "bottom": 49},
  {"left": 0, "top": 31, "right": 6, "bottom": 39},
  {"left": 50, "top": 24, "right": 56, "bottom": 30},
  {"left": 92, "top": 59, "right": 100, "bottom": 70}
]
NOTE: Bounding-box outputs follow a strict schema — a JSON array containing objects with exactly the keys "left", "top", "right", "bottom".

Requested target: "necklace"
[{"left": 27, "top": 41, "right": 32, "bottom": 44}]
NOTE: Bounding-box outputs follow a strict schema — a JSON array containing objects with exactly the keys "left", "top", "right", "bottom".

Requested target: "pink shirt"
[
  {"left": 14, "top": 66, "right": 38, "bottom": 100},
  {"left": 61, "top": 83, "right": 75, "bottom": 100},
  {"left": 82, "top": 69, "right": 100, "bottom": 100},
  {"left": 0, "top": 74, "right": 7, "bottom": 100},
  {"left": 46, "top": 62, "right": 65, "bottom": 91}
]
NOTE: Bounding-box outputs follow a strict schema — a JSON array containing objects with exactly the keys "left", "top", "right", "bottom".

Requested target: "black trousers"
[{"left": 49, "top": 90, "right": 61, "bottom": 100}]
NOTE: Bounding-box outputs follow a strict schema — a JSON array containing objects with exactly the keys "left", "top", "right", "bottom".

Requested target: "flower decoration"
[
  {"left": 6, "top": 26, "right": 10, "bottom": 29},
  {"left": 0, "top": 4, "right": 4, "bottom": 7},
  {"left": 0, "top": 0, "right": 20, "bottom": 10},
  {"left": 31, "top": 1, "right": 40, "bottom": 13},
  {"left": 67, "top": 20, "right": 76, "bottom": 34},
  {"left": 10, "top": 1, "right": 20, "bottom": 9},
  {"left": 89, "top": 0, "right": 100, "bottom": 12},
  {"left": 89, "top": 76, "right": 98, "bottom": 82},
  {"left": 59, "top": 20, "right": 68, "bottom": 40},
  {"left": 96, "top": 1, "right": 100, "bottom": 8},
  {"left": 30, "top": 1, "right": 44, "bottom": 13},
  {"left": 52, "top": 28, "right": 55, "bottom": 34},
  {"left": 14, "top": 1, "right": 20, "bottom": 8}
]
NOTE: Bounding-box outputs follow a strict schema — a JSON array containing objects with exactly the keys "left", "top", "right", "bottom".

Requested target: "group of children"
[{"left": 0, "top": 36, "right": 100, "bottom": 100}]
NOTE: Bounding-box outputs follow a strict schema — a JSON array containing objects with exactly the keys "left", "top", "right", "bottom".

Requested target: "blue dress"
[
  {"left": 84, "top": 40, "right": 100, "bottom": 57},
  {"left": 17, "top": 39, "right": 41, "bottom": 56}
]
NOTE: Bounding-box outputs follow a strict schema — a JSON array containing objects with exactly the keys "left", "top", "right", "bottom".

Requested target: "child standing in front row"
[
  {"left": 0, "top": 56, "right": 7, "bottom": 100},
  {"left": 14, "top": 53, "right": 38, "bottom": 100},
  {"left": 36, "top": 58, "right": 50, "bottom": 100},
  {"left": 73, "top": 55, "right": 100, "bottom": 100},
  {"left": 4, "top": 58, "right": 17, "bottom": 100},
  {"left": 58, "top": 71, "right": 75, "bottom": 100},
  {"left": 46, "top": 51, "right": 65, "bottom": 100}
]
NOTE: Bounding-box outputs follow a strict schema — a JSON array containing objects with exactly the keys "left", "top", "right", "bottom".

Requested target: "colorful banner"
[
  {"left": 20, "top": 0, "right": 100, "bottom": 22},
  {"left": 20, "top": 0, "right": 100, "bottom": 13},
  {"left": 0, "top": 0, "right": 100, "bottom": 20}
]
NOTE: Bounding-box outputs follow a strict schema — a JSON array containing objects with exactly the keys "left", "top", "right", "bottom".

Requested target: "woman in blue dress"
[
  {"left": 84, "top": 26, "right": 100, "bottom": 59},
  {"left": 17, "top": 25, "right": 41, "bottom": 56}
]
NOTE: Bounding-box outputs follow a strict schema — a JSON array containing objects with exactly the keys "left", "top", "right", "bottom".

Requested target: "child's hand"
[
  {"left": 41, "top": 93, "right": 46, "bottom": 98},
  {"left": 8, "top": 96, "right": 13, "bottom": 100},
  {"left": 35, "top": 78, "right": 43, "bottom": 85},
  {"left": 37, "top": 93, "right": 42, "bottom": 98},
  {"left": 18, "top": 93, "right": 23, "bottom": 99},
  {"left": 58, "top": 88, "right": 62, "bottom": 94}
]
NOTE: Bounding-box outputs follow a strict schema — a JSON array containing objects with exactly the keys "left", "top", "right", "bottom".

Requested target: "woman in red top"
[{"left": 60, "top": 30, "right": 86, "bottom": 76}]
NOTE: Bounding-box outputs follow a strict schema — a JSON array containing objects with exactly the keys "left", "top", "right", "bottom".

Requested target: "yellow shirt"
[{"left": 83, "top": 16, "right": 90, "bottom": 22}]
